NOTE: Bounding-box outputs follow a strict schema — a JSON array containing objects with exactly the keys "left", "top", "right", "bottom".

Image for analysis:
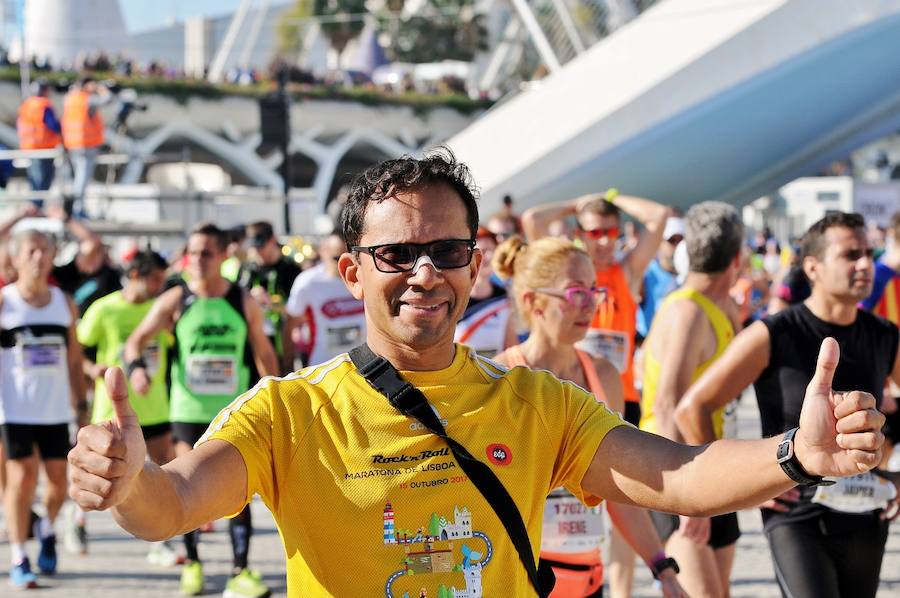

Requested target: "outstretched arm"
[
  {"left": 68, "top": 368, "right": 247, "bottom": 541},
  {"left": 583, "top": 339, "right": 885, "bottom": 516}
]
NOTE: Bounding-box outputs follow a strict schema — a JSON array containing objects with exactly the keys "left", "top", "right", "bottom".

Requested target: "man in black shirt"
[
  {"left": 676, "top": 212, "right": 900, "bottom": 598},
  {"left": 50, "top": 213, "right": 121, "bottom": 317},
  {"left": 238, "top": 221, "right": 301, "bottom": 372}
]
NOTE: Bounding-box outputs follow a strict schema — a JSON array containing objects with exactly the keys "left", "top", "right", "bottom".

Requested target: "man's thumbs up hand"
[
  {"left": 68, "top": 367, "right": 147, "bottom": 511},
  {"left": 796, "top": 338, "right": 885, "bottom": 479}
]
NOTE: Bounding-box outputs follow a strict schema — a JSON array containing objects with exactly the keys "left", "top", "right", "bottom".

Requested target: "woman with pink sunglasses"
[{"left": 493, "top": 235, "right": 685, "bottom": 598}]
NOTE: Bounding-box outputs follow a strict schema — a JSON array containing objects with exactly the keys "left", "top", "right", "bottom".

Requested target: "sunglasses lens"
[
  {"left": 373, "top": 244, "right": 418, "bottom": 271},
  {"left": 431, "top": 241, "right": 473, "bottom": 268}
]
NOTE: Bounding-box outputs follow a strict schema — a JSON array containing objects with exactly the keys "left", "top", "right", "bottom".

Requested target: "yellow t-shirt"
[{"left": 200, "top": 344, "right": 626, "bottom": 597}]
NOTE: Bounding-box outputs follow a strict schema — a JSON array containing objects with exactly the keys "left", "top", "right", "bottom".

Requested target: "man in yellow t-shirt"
[
  {"left": 639, "top": 202, "right": 744, "bottom": 598},
  {"left": 69, "top": 150, "right": 886, "bottom": 598}
]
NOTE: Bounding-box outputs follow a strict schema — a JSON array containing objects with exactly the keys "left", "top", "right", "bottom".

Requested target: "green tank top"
[
  {"left": 639, "top": 287, "right": 735, "bottom": 438},
  {"left": 76, "top": 291, "right": 171, "bottom": 426},
  {"left": 170, "top": 283, "right": 251, "bottom": 423}
]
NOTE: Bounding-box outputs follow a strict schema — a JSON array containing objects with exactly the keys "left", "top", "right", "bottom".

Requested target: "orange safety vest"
[
  {"left": 61, "top": 90, "right": 104, "bottom": 149},
  {"left": 17, "top": 96, "right": 61, "bottom": 150},
  {"left": 591, "top": 263, "right": 639, "bottom": 403}
]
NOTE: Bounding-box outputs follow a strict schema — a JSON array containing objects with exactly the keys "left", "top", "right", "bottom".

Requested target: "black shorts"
[
  {"left": 0, "top": 423, "right": 71, "bottom": 460},
  {"left": 650, "top": 511, "right": 741, "bottom": 549},
  {"left": 623, "top": 401, "right": 641, "bottom": 427},
  {"left": 141, "top": 421, "right": 172, "bottom": 441},
  {"left": 171, "top": 422, "right": 212, "bottom": 447}
]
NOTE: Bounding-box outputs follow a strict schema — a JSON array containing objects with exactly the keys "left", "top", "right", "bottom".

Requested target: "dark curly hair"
[
  {"left": 801, "top": 212, "right": 865, "bottom": 259},
  {"left": 339, "top": 147, "right": 480, "bottom": 248}
]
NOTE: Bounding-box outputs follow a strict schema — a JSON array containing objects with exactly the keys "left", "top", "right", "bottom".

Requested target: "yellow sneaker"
[
  {"left": 180, "top": 561, "right": 204, "bottom": 596},
  {"left": 223, "top": 568, "right": 271, "bottom": 598}
]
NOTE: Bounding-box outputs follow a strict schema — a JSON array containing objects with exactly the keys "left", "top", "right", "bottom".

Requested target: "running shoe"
[
  {"left": 9, "top": 558, "right": 38, "bottom": 589},
  {"left": 223, "top": 569, "right": 271, "bottom": 598},
  {"left": 63, "top": 506, "right": 88, "bottom": 555},
  {"left": 146, "top": 541, "right": 179, "bottom": 568},
  {"left": 180, "top": 561, "right": 204, "bottom": 596},
  {"left": 36, "top": 534, "right": 57, "bottom": 575}
]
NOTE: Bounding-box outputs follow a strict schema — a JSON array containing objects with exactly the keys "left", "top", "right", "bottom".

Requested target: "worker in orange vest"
[
  {"left": 16, "top": 79, "right": 62, "bottom": 205},
  {"left": 62, "top": 76, "right": 110, "bottom": 218}
]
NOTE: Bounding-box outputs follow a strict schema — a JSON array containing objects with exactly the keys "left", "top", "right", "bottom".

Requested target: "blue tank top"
[{"left": 637, "top": 260, "right": 678, "bottom": 338}]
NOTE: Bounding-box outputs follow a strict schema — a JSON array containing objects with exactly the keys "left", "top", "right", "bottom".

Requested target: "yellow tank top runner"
[{"left": 639, "top": 287, "right": 735, "bottom": 439}]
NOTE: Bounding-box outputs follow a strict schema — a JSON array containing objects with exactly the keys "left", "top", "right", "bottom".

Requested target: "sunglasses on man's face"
[
  {"left": 351, "top": 239, "right": 476, "bottom": 273},
  {"left": 579, "top": 224, "right": 620, "bottom": 240}
]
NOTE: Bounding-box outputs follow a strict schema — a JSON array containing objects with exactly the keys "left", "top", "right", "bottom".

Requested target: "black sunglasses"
[{"left": 351, "top": 239, "right": 476, "bottom": 273}]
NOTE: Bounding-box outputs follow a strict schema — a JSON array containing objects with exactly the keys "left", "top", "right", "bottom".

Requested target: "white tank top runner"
[{"left": 0, "top": 285, "right": 73, "bottom": 424}]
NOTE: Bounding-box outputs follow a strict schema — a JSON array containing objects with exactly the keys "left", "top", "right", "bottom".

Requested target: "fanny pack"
[{"left": 349, "top": 344, "right": 556, "bottom": 597}]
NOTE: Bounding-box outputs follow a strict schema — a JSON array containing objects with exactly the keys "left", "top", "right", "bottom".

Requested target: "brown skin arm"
[
  {"left": 891, "top": 334, "right": 900, "bottom": 387},
  {"left": 651, "top": 300, "right": 711, "bottom": 443},
  {"left": 243, "top": 290, "right": 280, "bottom": 377},
  {"left": 614, "top": 195, "right": 670, "bottom": 295},
  {"left": 521, "top": 198, "right": 579, "bottom": 241},
  {"left": 674, "top": 320, "right": 770, "bottom": 444},
  {"left": 111, "top": 440, "right": 248, "bottom": 540}
]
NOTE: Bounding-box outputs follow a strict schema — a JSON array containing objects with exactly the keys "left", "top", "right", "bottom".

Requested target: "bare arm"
[
  {"left": 606, "top": 501, "right": 664, "bottom": 567},
  {"left": 243, "top": 290, "right": 280, "bottom": 377},
  {"left": 616, "top": 194, "right": 670, "bottom": 295},
  {"left": 890, "top": 333, "right": 900, "bottom": 387},
  {"left": 594, "top": 356, "right": 624, "bottom": 415},
  {"left": 112, "top": 440, "right": 247, "bottom": 540},
  {"left": 0, "top": 204, "right": 40, "bottom": 238},
  {"left": 674, "top": 320, "right": 770, "bottom": 444},
  {"left": 124, "top": 286, "right": 181, "bottom": 364},
  {"left": 583, "top": 338, "right": 885, "bottom": 516},
  {"left": 65, "top": 296, "right": 88, "bottom": 425},
  {"left": 652, "top": 301, "right": 708, "bottom": 443},
  {"left": 521, "top": 198, "right": 579, "bottom": 241}
]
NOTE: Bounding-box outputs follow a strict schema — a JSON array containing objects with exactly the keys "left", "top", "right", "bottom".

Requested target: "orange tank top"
[
  {"left": 588, "top": 263, "right": 638, "bottom": 402},
  {"left": 503, "top": 345, "right": 607, "bottom": 404}
]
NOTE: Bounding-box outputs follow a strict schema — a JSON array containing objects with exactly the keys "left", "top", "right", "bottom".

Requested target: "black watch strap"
[
  {"left": 124, "top": 357, "right": 147, "bottom": 378},
  {"left": 651, "top": 556, "right": 679, "bottom": 580},
  {"left": 776, "top": 427, "right": 835, "bottom": 488}
]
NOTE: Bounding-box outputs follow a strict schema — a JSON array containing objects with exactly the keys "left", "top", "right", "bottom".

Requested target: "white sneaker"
[
  {"left": 63, "top": 504, "right": 88, "bottom": 555},
  {"left": 147, "top": 542, "right": 179, "bottom": 567}
]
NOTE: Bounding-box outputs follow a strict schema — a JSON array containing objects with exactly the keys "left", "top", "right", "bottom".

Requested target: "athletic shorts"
[
  {"left": 623, "top": 401, "right": 641, "bottom": 427},
  {"left": 0, "top": 423, "right": 71, "bottom": 460},
  {"left": 141, "top": 421, "right": 172, "bottom": 441},
  {"left": 172, "top": 421, "right": 212, "bottom": 447},
  {"left": 649, "top": 511, "right": 741, "bottom": 549}
]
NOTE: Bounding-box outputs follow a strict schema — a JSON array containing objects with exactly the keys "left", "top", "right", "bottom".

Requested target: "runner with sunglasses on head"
[
  {"left": 523, "top": 191, "right": 670, "bottom": 598},
  {"left": 493, "top": 235, "right": 686, "bottom": 598}
]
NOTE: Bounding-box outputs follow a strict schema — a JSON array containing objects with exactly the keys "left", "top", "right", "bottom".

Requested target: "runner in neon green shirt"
[{"left": 77, "top": 250, "right": 173, "bottom": 465}]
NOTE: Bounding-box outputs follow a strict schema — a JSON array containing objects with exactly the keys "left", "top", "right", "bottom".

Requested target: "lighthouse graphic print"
[{"left": 381, "top": 500, "right": 493, "bottom": 598}]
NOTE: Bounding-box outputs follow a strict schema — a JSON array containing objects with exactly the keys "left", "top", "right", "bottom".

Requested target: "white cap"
[{"left": 663, "top": 217, "right": 685, "bottom": 241}]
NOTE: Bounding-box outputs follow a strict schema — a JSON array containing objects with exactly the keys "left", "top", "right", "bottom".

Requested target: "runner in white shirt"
[{"left": 286, "top": 234, "right": 366, "bottom": 366}]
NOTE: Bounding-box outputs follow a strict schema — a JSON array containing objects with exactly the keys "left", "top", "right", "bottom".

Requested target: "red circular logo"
[{"left": 486, "top": 443, "right": 512, "bottom": 466}]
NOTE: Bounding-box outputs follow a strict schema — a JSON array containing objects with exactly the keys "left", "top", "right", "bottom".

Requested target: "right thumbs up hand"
[{"left": 68, "top": 367, "right": 147, "bottom": 511}]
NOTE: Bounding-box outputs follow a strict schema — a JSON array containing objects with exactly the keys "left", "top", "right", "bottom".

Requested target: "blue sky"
[{"left": 121, "top": 0, "right": 249, "bottom": 32}]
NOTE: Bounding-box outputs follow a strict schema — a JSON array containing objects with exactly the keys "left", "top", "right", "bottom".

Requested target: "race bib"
[
  {"left": 812, "top": 473, "right": 897, "bottom": 514},
  {"left": 326, "top": 325, "right": 363, "bottom": 352},
  {"left": 577, "top": 329, "right": 630, "bottom": 373},
  {"left": 541, "top": 490, "right": 605, "bottom": 553},
  {"left": 16, "top": 334, "right": 65, "bottom": 371},
  {"left": 186, "top": 355, "right": 238, "bottom": 395}
]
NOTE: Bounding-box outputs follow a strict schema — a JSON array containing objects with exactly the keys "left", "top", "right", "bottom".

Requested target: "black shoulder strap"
[{"left": 349, "top": 344, "right": 555, "bottom": 597}]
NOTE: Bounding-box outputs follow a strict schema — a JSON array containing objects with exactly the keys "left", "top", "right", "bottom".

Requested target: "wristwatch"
[
  {"left": 776, "top": 427, "right": 835, "bottom": 487},
  {"left": 650, "top": 555, "right": 679, "bottom": 580}
]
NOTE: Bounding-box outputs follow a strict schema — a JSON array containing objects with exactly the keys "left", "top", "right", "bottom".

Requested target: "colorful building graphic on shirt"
[{"left": 383, "top": 502, "right": 488, "bottom": 598}]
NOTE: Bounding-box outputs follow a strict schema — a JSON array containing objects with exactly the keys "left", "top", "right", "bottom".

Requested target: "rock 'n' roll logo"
[{"left": 486, "top": 443, "right": 512, "bottom": 466}]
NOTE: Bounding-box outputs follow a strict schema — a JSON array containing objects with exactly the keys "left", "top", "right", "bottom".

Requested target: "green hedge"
[{"left": 0, "top": 67, "right": 492, "bottom": 114}]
